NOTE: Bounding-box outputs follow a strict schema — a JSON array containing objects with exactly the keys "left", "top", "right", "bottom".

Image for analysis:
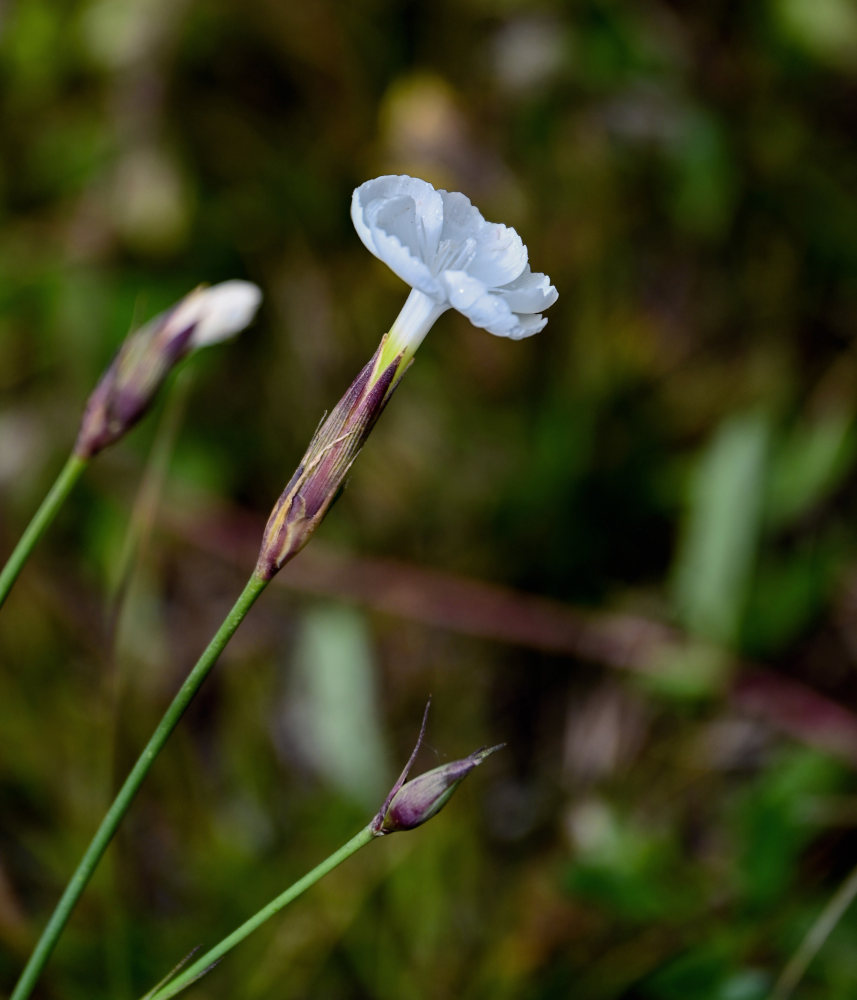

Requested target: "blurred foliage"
[{"left": 4, "top": 0, "right": 857, "bottom": 998}]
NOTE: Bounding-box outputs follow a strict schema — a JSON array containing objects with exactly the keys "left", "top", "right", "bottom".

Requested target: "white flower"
[{"left": 351, "top": 174, "right": 557, "bottom": 363}]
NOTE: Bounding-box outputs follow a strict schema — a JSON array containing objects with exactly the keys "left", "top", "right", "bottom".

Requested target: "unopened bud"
[
  {"left": 75, "top": 280, "right": 261, "bottom": 458},
  {"left": 373, "top": 744, "right": 504, "bottom": 835},
  {"left": 370, "top": 700, "right": 504, "bottom": 836},
  {"left": 255, "top": 337, "right": 405, "bottom": 579}
]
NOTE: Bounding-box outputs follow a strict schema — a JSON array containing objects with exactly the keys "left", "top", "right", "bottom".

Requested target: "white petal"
[
  {"left": 468, "top": 222, "right": 528, "bottom": 286},
  {"left": 498, "top": 267, "right": 559, "bottom": 313},
  {"left": 503, "top": 312, "right": 548, "bottom": 339},
  {"left": 352, "top": 175, "right": 444, "bottom": 263},
  {"left": 351, "top": 176, "right": 446, "bottom": 297},
  {"left": 443, "top": 272, "right": 549, "bottom": 339},
  {"left": 447, "top": 281, "right": 521, "bottom": 337},
  {"left": 368, "top": 196, "right": 422, "bottom": 256},
  {"left": 172, "top": 281, "right": 262, "bottom": 348},
  {"left": 362, "top": 223, "right": 444, "bottom": 298},
  {"left": 438, "top": 190, "right": 527, "bottom": 286},
  {"left": 351, "top": 185, "right": 381, "bottom": 257},
  {"left": 442, "top": 270, "right": 488, "bottom": 311},
  {"left": 436, "top": 190, "right": 485, "bottom": 246}
]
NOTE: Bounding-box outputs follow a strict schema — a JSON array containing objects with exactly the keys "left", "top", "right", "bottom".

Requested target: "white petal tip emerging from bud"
[
  {"left": 74, "top": 279, "right": 263, "bottom": 459},
  {"left": 181, "top": 280, "right": 263, "bottom": 348}
]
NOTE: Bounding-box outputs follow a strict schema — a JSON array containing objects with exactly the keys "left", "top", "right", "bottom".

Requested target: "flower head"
[
  {"left": 351, "top": 174, "right": 557, "bottom": 365},
  {"left": 76, "top": 280, "right": 261, "bottom": 458},
  {"left": 255, "top": 177, "right": 556, "bottom": 584}
]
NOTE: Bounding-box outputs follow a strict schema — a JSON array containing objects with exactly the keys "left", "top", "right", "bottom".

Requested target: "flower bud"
[
  {"left": 372, "top": 744, "right": 504, "bottom": 835},
  {"left": 370, "top": 701, "right": 504, "bottom": 838},
  {"left": 254, "top": 338, "right": 404, "bottom": 579},
  {"left": 75, "top": 281, "right": 261, "bottom": 458}
]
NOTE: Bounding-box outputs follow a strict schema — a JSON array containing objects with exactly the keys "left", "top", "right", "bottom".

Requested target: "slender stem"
[
  {"left": 0, "top": 452, "right": 88, "bottom": 609},
  {"left": 10, "top": 572, "right": 270, "bottom": 1000},
  {"left": 103, "top": 377, "right": 193, "bottom": 997},
  {"left": 770, "top": 859, "right": 857, "bottom": 1000},
  {"left": 146, "top": 825, "right": 376, "bottom": 1000}
]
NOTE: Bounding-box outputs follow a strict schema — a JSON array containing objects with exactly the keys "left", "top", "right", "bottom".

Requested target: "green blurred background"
[{"left": 4, "top": 0, "right": 857, "bottom": 997}]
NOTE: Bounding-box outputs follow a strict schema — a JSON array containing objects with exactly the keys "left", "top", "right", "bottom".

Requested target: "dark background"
[{"left": 3, "top": 1, "right": 857, "bottom": 998}]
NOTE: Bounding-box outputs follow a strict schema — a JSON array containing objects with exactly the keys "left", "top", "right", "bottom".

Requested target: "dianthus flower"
[{"left": 351, "top": 174, "right": 558, "bottom": 368}]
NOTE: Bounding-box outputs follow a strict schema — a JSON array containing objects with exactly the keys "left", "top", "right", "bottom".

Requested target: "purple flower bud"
[
  {"left": 75, "top": 281, "right": 261, "bottom": 458},
  {"left": 372, "top": 744, "right": 504, "bottom": 835},
  {"left": 370, "top": 700, "right": 503, "bottom": 837},
  {"left": 254, "top": 338, "right": 404, "bottom": 579}
]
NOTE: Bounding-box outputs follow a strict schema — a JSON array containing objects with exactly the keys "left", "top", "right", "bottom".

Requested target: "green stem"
[
  {"left": 771, "top": 859, "right": 857, "bottom": 1000},
  {"left": 146, "top": 825, "right": 376, "bottom": 1000},
  {"left": 0, "top": 452, "right": 88, "bottom": 609},
  {"left": 10, "top": 571, "right": 270, "bottom": 1000}
]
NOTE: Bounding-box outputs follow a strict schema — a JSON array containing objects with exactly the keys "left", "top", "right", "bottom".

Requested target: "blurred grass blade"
[
  {"left": 765, "top": 411, "right": 857, "bottom": 529},
  {"left": 288, "top": 604, "right": 390, "bottom": 807},
  {"left": 771, "top": 859, "right": 857, "bottom": 1000},
  {"left": 672, "top": 411, "right": 769, "bottom": 645}
]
